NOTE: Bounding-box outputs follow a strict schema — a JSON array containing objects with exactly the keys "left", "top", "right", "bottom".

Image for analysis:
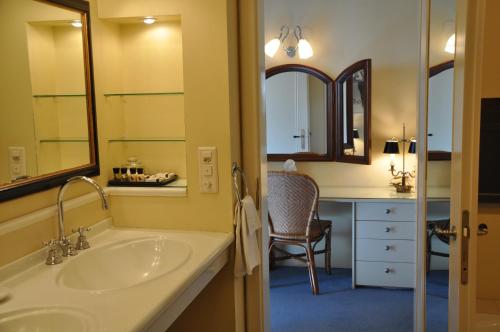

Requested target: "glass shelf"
[
  {"left": 39, "top": 138, "right": 89, "bottom": 143},
  {"left": 103, "top": 92, "right": 184, "bottom": 97},
  {"left": 33, "top": 94, "right": 86, "bottom": 98},
  {"left": 108, "top": 137, "right": 186, "bottom": 143}
]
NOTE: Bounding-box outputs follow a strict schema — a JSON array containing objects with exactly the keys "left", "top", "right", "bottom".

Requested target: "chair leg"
[
  {"left": 325, "top": 227, "right": 332, "bottom": 275},
  {"left": 306, "top": 243, "right": 319, "bottom": 295},
  {"left": 268, "top": 239, "right": 275, "bottom": 270}
]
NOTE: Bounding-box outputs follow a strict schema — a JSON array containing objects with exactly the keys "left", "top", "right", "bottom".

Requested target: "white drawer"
[
  {"left": 356, "top": 261, "right": 415, "bottom": 288},
  {"left": 356, "top": 202, "right": 416, "bottom": 221},
  {"left": 356, "top": 239, "right": 415, "bottom": 263},
  {"left": 356, "top": 221, "right": 416, "bottom": 240}
]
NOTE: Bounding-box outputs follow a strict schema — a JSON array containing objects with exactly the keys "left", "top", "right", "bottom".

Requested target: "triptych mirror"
[
  {"left": 0, "top": 0, "right": 99, "bottom": 202},
  {"left": 265, "top": 59, "right": 371, "bottom": 164}
]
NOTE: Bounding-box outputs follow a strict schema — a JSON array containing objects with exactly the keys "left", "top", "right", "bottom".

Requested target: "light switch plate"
[
  {"left": 198, "top": 147, "right": 218, "bottom": 193},
  {"left": 8, "top": 146, "right": 26, "bottom": 180}
]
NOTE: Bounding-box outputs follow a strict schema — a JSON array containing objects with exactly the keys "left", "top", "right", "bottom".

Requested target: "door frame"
[{"left": 444, "top": 0, "right": 486, "bottom": 330}]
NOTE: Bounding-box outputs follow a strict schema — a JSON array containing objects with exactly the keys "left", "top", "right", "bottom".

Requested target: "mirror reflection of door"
[
  {"left": 341, "top": 69, "right": 366, "bottom": 156},
  {"left": 266, "top": 72, "right": 327, "bottom": 155}
]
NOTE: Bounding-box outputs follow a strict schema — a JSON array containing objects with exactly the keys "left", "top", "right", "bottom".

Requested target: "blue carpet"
[{"left": 270, "top": 267, "right": 448, "bottom": 332}]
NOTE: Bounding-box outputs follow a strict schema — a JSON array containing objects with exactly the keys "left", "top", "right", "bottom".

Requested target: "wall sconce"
[
  {"left": 265, "top": 25, "right": 313, "bottom": 59},
  {"left": 71, "top": 20, "right": 82, "bottom": 28},
  {"left": 383, "top": 124, "right": 416, "bottom": 193}
]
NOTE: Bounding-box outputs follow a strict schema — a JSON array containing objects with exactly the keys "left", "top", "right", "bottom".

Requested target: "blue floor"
[{"left": 270, "top": 267, "right": 448, "bottom": 332}]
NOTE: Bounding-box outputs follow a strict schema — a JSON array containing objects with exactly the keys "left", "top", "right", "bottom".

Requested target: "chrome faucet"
[{"left": 56, "top": 176, "right": 108, "bottom": 257}]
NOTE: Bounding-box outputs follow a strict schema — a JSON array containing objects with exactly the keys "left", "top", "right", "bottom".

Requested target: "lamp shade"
[
  {"left": 383, "top": 140, "right": 399, "bottom": 154},
  {"left": 353, "top": 129, "right": 360, "bottom": 139},
  {"left": 265, "top": 38, "right": 281, "bottom": 58},
  {"left": 408, "top": 140, "right": 416, "bottom": 154},
  {"left": 297, "top": 39, "right": 313, "bottom": 59}
]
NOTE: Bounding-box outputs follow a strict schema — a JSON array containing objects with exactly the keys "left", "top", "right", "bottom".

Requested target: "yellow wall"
[
  {"left": 476, "top": 0, "right": 500, "bottom": 306},
  {"left": 264, "top": 0, "right": 421, "bottom": 187}
]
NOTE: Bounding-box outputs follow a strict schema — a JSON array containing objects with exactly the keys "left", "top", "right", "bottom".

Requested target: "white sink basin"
[
  {"left": 0, "top": 307, "right": 97, "bottom": 332},
  {"left": 56, "top": 237, "right": 191, "bottom": 291}
]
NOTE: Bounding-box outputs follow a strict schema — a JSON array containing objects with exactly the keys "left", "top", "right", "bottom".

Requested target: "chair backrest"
[{"left": 267, "top": 171, "right": 319, "bottom": 237}]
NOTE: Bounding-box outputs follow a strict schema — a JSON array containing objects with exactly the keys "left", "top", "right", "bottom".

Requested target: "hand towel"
[{"left": 234, "top": 195, "right": 261, "bottom": 277}]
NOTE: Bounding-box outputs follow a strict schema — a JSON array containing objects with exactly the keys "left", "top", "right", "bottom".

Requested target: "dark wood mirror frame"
[
  {"left": 428, "top": 60, "right": 453, "bottom": 161},
  {"left": 335, "top": 59, "right": 372, "bottom": 165},
  {"left": 266, "top": 64, "right": 334, "bottom": 162},
  {"left": 0, "top": 0, "right": 99, "bottom": 202}
]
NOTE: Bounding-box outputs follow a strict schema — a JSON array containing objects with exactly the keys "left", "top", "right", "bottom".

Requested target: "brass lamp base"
[{"left": 393, "top": 183, "right": 413, "bottom": 193}]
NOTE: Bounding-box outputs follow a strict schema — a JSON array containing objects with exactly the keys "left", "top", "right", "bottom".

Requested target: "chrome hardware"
[
  {"left": 73, "top": 227, "right": 91, "bottom": 250},
  {"left": 55, "top": 176, "right": 108, "bottom": 262},
  {"left": 384, "top": 268, "right": 392, "bottom": 274},
  {"left": 44, "top": 240, "right": 62, "bottom": 265},
  {"left": 60, "top": 238, "right": 78, "bottom": 257},
  {"left": 385, "top": 209, "right": 391, "bottom": 214},
  {"left": 385, "top": 245, "right": 392, "bottom": 251},
  {"left": 478, "top": 223, "right": 489, "bottom": 236},
  {"left": 434, "top": 225, "right": 457, "bottom": 240},
  {"left": 385, "top": 227, "right": 391, "bottom": 233}
]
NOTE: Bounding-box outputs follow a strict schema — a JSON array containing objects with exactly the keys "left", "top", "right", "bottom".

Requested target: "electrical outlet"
[{"left": 198, "top": 147, "right": 218, "bottom": 193}]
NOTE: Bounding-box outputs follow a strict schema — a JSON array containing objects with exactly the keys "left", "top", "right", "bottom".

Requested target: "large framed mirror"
[
  {"left": 335, "top": 59, "right": 371, "bottom": 164},
  {"left": 0, "top": 0, "right": 98, "bottom": 202},
  {"left": 428, "top": 60, "right": 453, "bottom": 161},
  {"left": 265, "top": 64, "right": 334, "bottom": 161}
]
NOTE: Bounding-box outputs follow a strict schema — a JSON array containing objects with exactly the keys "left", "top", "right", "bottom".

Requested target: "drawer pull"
[
  {"left": 385, "top": 227, "right": 392, "bottom": 232},
  {"left": 385, "top": 209, "right": 391, "bottom": 214},
  {"left": 384, "top": 268, "right": 392, "bottom": 274},
  {"left": 385, "top": 245, "right": 392, "bottom": 251}
]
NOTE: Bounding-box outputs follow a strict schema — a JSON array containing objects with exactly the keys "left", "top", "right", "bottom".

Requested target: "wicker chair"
[
  {"left": 426, "top": 219, "right": 450, "bottom": 273},
  {"left": 267, "top": 171, "right": 332, "bottom": 295}
]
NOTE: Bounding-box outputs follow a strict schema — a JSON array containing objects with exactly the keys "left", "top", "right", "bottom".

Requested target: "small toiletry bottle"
[
  {"left": 120, "top": 167, "right": 129, "bottom": 182},
  {"left": 112, "top": 167, "right": 120, "bottom": 181},
  {"left": 137, "top": 167, "right": 145, "bottom": 182},
  {"left": 130, "top": 167, "right": 137, "bottom": 182}
]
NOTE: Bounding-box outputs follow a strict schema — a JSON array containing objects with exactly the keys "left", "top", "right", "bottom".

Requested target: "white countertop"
[
  {"left": 319, "top": 186, "right": 450, "bottom": 202},
  {"left": 0, "top": 222, "right": 233, "bottom": 331}
]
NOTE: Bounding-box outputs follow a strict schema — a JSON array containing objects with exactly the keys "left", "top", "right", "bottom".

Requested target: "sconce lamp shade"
[
  {"left": 408, "top": 140, "right": 416, "bottom": 154},
  {"left": 298, "top": 38, "right": 313, "bottom": 59},
  {"left": 265, "top": 38, "right": 281, "bottom": 58},
  {"left": 384, "top": 140, "right": 400, "bottom": 154},
  {"left": 353, "top": 129, "right": 360, "bottom": 139}
]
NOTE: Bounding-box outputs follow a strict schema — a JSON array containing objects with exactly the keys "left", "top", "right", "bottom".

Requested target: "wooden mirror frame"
[
  {"left": 265, "top": 64, "right": 334, "bottom": 162},
  {"left": 335, "top": 59, "right": 372, "bottom": 165},
  {"left": 0, "top": 0, "right": 99, "bottom": 202},
  {"left": 428, "top": 60, "right": 453, "bottom": 161}
]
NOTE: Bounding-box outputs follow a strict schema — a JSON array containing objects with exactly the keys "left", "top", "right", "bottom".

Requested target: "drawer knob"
[
  {"left": 385, "top": 268, "right": 392, "bottom": 274},
  {"left": 385, "top": 245, "right": 392, "bottom": 251},
  {"left": 385, "top": 209, "right": 391, "bottom": 214},
  {"left": 385, "top": 227, "right": 391, "bottom": 233}
]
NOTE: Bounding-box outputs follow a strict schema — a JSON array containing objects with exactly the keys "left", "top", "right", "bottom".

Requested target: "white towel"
[{"left": 234, "top": 195, "right": 261, "bottom": 277}]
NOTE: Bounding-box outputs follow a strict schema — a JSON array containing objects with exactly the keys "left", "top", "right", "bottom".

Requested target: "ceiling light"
[
  {"left": 445, "top": 34, "right": 455, "bottom": 54},
  {"left": 143, "top": 16, "right": 156, "bottom": 25},
  {"left": 264, "top": 25, "right": 313, "bottom": 59},
  {"left": 71, "top": 20, "right": 82, "bottom": 28}
]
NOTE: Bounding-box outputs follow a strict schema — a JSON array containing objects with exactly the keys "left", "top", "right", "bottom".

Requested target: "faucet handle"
[
  {"left": 73, "top": 226, "right": 91, "bottom": 236},
  {"left": 43, "top": 240, "right": 63, "bottom": 265},
  {"left": 73, "top": 226, "right": 91, "bottom": 250}
]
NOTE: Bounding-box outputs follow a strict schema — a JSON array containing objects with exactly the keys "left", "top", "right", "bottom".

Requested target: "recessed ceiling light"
[
  {"left": 143, "top": 16, "right": 156, "bottom": 25},
  {"left": 71, "top": 20, "right": 82, "bottom": 28}
]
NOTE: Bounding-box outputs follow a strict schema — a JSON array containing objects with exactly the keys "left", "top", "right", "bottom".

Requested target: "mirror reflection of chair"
[
  {"left": 267, "top": 171, "right": 332, "bottom": 295},
  {"left": 426, "top": 219, "right": 450, "bottom": 273}
]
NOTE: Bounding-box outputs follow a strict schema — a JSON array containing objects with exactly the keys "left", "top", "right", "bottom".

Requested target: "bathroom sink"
[
  {"left": 0, "top": 307, "right": 97, "bottom": 332},
  {"left": 57, "top": 237, "right": 191, "bottom": 291}
]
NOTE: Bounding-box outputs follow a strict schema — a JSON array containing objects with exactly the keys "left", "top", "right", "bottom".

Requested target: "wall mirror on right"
[
  {"left": 335, "top": 59, "right": 371, "bottom": 164},
  {"left": 428, "top": 60, "right": 453, "bottom": 160}
]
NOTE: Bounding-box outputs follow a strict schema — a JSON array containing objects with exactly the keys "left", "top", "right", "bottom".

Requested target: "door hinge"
[{"left": 461, "top": 210, "right": 470, "bottom": 285}]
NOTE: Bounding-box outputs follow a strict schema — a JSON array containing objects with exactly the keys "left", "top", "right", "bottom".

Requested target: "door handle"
[
  {"left": 434, "top": 225, "right": 457, "bottom": 240},
  {"left": 478, "top": 223, "right": 489, "bottom": 236}
]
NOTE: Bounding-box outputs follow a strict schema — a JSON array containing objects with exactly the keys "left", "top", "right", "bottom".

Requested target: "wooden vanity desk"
[{"left": 318, "top": 186, "right": 450, "bottom": 289}]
